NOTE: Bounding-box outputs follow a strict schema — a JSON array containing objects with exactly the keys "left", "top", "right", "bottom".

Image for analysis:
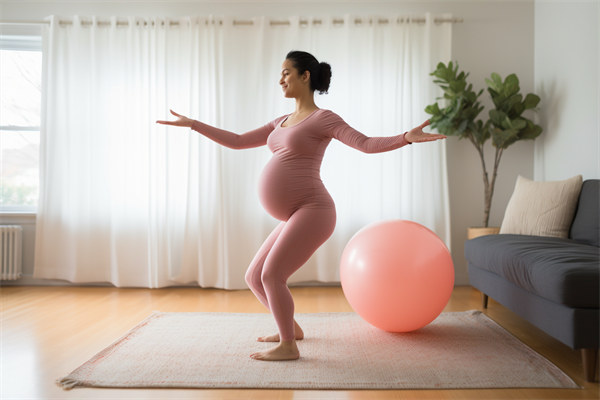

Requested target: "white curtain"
[{"left": 34, "top": 14, "right": 451, "bottom": 288}]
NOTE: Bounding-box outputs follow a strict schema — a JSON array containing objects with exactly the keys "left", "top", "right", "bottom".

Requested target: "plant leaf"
[
  {"left": 511, "top": 118, "right": 527, "bottom": 131},
  {"left": 523, "top": 93, "right": 540, "bottom": 109},
  {"left": 492, "top": 127, "right": 519, "bottom": 148},
  {"left": 425, "top": 103, "right": 441, "bottom": 115},
  {"left": 489, "top": 109, "right": 506, "bottom": 126},
  {"left": 519, "top": 120, "right": 543, "bottom": 140},
  {"left": 503, "top": 74, "right": 520, "bottom": 96}
]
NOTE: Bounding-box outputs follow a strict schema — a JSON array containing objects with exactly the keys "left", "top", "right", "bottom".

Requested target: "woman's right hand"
[{"left": 156, "top": 109, "right": 194, "bottom": 128}]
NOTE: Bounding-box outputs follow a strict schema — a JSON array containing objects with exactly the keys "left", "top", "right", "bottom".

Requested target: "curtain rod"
[{"left": 0, "top": 16, "right": 463, "bottom": 27}]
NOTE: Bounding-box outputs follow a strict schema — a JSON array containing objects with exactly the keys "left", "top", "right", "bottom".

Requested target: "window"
[{"left": 0, "top": 32, "right": 42, "bottom": 212}]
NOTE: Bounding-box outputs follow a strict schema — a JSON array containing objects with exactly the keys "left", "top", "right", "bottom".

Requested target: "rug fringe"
[{"left": 56, "top": 377, "right": 79, "bottom": 390}]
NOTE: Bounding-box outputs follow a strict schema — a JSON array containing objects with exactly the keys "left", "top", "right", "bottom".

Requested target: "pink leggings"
[{"left": 245, "top": 206, "right": 336, "bottom": 341}]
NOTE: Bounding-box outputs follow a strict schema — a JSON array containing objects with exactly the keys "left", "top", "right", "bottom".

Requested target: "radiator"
[{"left": 1, "top": 225, "right": 23, "bottom": 280}]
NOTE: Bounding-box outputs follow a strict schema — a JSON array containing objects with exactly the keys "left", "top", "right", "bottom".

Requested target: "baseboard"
[
  {"left": 1, "top": 275, "right": 344, "bottom": 288},
  {"left": 1, "top": 275, "right": 112, "bottom": 287}
]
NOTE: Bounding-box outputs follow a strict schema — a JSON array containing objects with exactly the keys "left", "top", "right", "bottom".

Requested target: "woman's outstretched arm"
[
  {"left": 157, "top": 109, "right": 276, "bottom": 150},
  {"left": 325, "top": 111, "right": 446, "bottom": 153}
]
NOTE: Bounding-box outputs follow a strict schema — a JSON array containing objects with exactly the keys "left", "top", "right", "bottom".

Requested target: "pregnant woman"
[{"left": 157, "top": 50, "right": 446, "bottom": 361}]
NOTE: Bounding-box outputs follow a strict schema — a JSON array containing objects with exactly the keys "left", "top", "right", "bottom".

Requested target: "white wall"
[
  {"left": 1, "top": 0, "right": 537, "bottom": 286},
  {"left": 444, "top": 1, "right": 535, "bottom": 285},
  {"left": 534, "top": 0, "right": 600, "bottom": 181}
]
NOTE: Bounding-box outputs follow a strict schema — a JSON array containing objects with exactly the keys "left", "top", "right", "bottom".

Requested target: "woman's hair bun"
[{"left": 315, "top": 62, "right": 332, "bottom": 95}]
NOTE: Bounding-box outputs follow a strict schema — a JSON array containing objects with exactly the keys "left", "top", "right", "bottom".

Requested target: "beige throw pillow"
[{"left": 500, "top": 175, "right": 583, "bottom": 238}]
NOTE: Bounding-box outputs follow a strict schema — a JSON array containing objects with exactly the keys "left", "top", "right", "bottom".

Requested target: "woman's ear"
[{"left": 302, "top": 70, "right": 311, "bottom": 84}]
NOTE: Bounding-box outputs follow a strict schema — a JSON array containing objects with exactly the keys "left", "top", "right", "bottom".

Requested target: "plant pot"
[{"left": 467, "top": 226, "right": 500, "bottom": 240}]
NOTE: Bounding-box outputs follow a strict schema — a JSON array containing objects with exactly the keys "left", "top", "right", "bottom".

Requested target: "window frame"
[{"left": 0, "top": 26, "right": 43, "bottom": 215}]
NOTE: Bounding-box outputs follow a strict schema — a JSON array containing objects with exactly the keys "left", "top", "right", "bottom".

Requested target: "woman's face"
[{"left": 279, "top": 59, "right": 309, "bottom": 98}]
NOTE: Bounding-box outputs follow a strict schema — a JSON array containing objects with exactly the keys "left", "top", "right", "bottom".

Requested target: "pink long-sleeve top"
[{"left": 191, "top": 109, "right": 410, "bottom": 221}]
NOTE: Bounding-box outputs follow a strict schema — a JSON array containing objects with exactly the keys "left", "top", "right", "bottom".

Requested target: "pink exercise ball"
[{"left": 340, "top": 220, "right": 454, "bottom": 332}]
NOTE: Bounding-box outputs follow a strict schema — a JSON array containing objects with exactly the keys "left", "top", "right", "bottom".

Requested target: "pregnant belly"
[{"left": 258, "top": 160, "right": 333, "bottom": 221}]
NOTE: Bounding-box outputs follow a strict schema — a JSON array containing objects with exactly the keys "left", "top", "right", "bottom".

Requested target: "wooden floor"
[{"left": 1, "top": 285, "right": 598, "bottom": 399}]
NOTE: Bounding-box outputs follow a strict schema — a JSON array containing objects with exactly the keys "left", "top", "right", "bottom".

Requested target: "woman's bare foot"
[
  {"left": 250, "top": 340, "right": 300, "bottom": 361},
  {"left": 257, "top": 320, "right": 304, "bottom": 342}
]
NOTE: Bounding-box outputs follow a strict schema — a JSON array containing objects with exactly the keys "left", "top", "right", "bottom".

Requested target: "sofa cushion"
[
  {"left": 570, "top": 179, "right": 600, "bottom": 247},
  {"left": 500, "top": 175, "right": 582, "bottom": 238},
  {"left": 465, "top": 234, "right": 600, "bottom": 308}
]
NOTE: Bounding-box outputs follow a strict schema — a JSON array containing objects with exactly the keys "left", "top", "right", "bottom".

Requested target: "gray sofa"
[{"left": 465, "top": 179, "right": 599, "bottom": 382}]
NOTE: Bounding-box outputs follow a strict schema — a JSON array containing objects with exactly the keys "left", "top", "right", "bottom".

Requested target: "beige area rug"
[{"left": 58, "top": 311, "right": 578, "bottom": 390}]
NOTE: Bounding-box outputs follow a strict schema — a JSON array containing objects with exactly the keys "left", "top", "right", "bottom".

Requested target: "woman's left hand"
[
  {"left": 405, "top": 120, "right": 447, "bottom": 143},
  {"left": 156, "top": 109, "right": 194, "bottom": 128}
]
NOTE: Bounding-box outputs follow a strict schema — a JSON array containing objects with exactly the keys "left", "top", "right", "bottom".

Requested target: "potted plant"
[{"left": 425, "top": 61, "right": 543, "bottom": 238}]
